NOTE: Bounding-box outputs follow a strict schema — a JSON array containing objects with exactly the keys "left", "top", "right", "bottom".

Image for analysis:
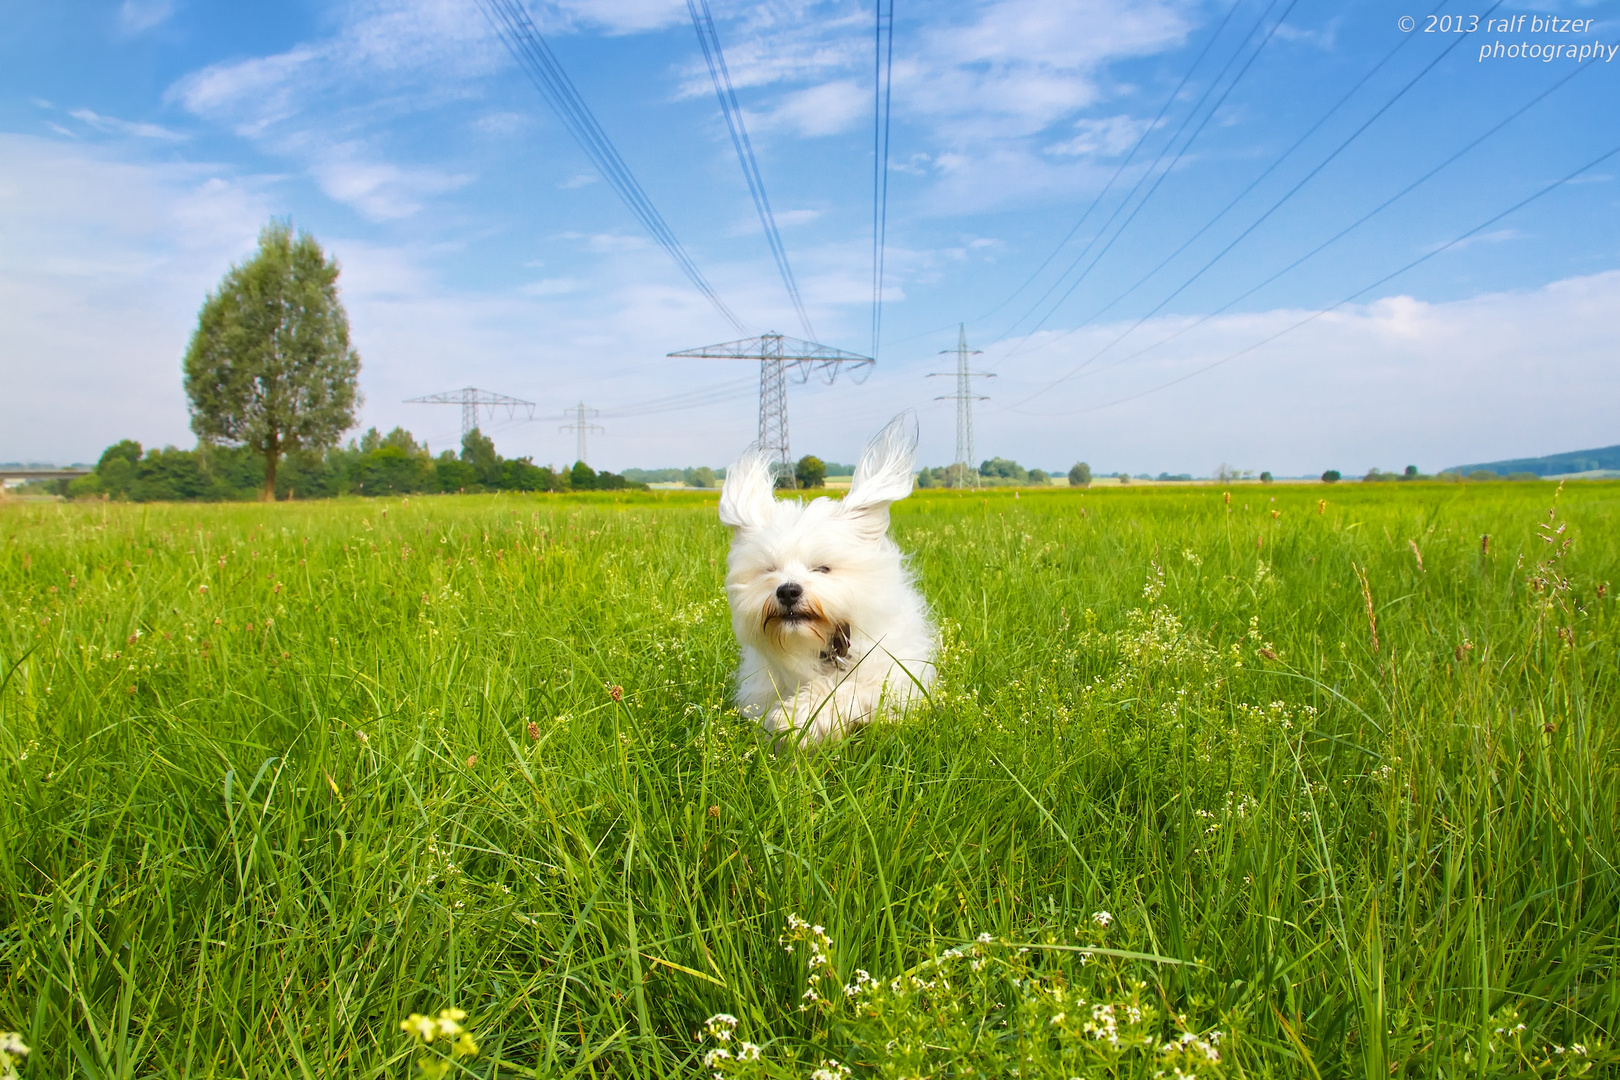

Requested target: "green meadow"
[{"left": 0, "top": 482, "right": 1615, "bottom": 1078}]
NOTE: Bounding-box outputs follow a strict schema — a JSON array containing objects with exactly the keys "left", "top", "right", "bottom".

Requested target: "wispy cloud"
[
  {"left": 119, "top": 0, "right": 177, "bottom": 34},
  {"left": 752, "top": 79, "right": 866, "bottom": 137},
  {"left": 1043, "top": 115, "right": 1152, "bottom": 158},
  {"left": 69, "top": 108, "right": 188, "bottom": 141},
  {"left": 311, "top": 147, "right": 474, "bottom": 221},
  {"left": 671, "top": 0, "right": 1191, "bottom": 213}
]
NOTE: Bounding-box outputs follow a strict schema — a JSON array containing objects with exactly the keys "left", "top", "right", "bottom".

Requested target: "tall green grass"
[{"left": 0, "top": 482, "right": 1615, "bottom": 1078}]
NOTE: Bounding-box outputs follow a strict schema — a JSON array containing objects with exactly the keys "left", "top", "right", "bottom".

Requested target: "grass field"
[{"left": 1, "top": 482, "right": 1616, "bottom": 1079}]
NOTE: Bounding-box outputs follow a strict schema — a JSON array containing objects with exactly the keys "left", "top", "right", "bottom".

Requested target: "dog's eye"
[{"left": 813, "top": 565, "right": 831, "bottom": 574}]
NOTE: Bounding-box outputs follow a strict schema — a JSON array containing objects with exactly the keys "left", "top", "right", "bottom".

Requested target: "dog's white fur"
[{"left": 719, "top": 415, "right": 936, "bottom": 744}]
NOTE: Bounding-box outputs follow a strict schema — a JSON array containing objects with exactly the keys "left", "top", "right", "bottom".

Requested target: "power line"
[
  {"left": 1042, "top": 139, "right": 1620, "bottom": 416},
  {"left": 1007, "top": 0, "right": 1506, "bottom": 404},
  {"left": 955, "top": 0, "right": 1247, "bottom": 340},
  {"left": 1012, "top": 0, "right": 1450, "bottom": 358},
  {"left": 687, "top": 0, "right": 814, "bottom": 339},
  {"left": 1025, "top": 54, "right": 1599, "bottom": 398},
  {"left": 993, "top": 0, "right": 1299, "bottom": 353},
  {"left": 478, "top": 0, "right": 746, "bottom": 334},
  {"left": 596, "top": 377, "right": 761, "bottom": 420},
  {"left": 871, "top": 0, "right": 895, "bottom": 360}
]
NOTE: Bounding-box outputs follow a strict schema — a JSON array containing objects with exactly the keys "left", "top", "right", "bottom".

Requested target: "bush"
[
  {"left": 1068, "top": 462, "right": 1091, "bottom": 487},
  {"left": 1322, "top": 470, "right": 1341, "bottom": 483},
  {"left": 795, "top": 455, "right": 826, "bottom": 489},
  {"left": 979, "top": 457, "right": 1028, "bottom": 482},
  {"left": 1260, "top": 471, "right": 1273, "bottom": 483}
]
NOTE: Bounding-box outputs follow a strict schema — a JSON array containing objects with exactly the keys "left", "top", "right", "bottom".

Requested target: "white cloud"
[
  {"left": 1044, "top": 115, "right": 1150, "bottom": 158},
  {"left": 168, "top": 47, "right": 323, "bottom": 136},
  {"left": 165, "top": 2, "right": 502, "bottom": 221},
  {"left": 970, "top": 270, "right": 1620, "bottom": 475},
  {"left": 668, "top": 0, "right": 1191, "bottom": 215},
  {"left": 755, "top": 79, "right": 866, "bottom": 137},
  {"left": 474, "top": 111, "right": 529, "bottom": 136},
  {"left": 310, "top": 148, "right": 473, "bottom": 221},
  {"left": 520, "top": 277, "right": 579, "bottom": 295},
  {"left": 119, "top": 0, "right": 177, "bottom": 34},
  {"left": 558, "top": 173, "right": 599, "bottom": 189},
  {"left": 69, "top": 108, "right": 187, "bottom": 141},
  {"left": 549, "top": 0, "right": 688, "bottom": 34},
  {"left": 0, "top": 135, "right": 273, "bottom": 463}
]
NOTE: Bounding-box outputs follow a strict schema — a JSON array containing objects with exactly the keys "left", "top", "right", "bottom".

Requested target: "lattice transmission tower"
[
  {"left": 559, "top": 402, "right": 604, "bottom": 466},
  {"left": 404, "top": 387, "right": 536, "bottom": 440},
  {"left": 668, "top": 333, "right": 873, "bottom": 486},
  {"left": 926, "top": 325, "right": 994, "bottom": 489}
]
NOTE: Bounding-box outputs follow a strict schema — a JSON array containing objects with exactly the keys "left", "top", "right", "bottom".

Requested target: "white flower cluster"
[
  {"left": 782, "top": 914, "right": 839, "bottom": 1010},
  {"left": 808, "top": 1059, "right": 850, "bottom": 1080},
  {"left": 1162, "top": 1029, "right": 1223, "bottom": 1062},
  {"left": 699, "top": 1014, "right": 762, "bottom": 1076}
]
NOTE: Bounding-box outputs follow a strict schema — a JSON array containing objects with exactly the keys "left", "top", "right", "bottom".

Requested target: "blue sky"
[{"left": 2, "top": 0, "right": 1617, "bottom": 475}]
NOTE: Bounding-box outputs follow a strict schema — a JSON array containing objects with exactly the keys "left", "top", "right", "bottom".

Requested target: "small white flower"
[{"left": 1091, "top": 911, "right": 1113, "bottom": 928}]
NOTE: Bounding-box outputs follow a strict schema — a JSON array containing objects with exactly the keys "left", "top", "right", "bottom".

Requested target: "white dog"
[{"left": 718, "top": 415, "right": 937, "bottom": 744}]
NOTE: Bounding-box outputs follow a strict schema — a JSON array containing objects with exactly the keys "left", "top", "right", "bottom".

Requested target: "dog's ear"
[
  {"left": 840, "top": 413, "right": 918, "bottom": 535},
  {"left": 718, "top": 450, "right": 777, "bottom": 530}
]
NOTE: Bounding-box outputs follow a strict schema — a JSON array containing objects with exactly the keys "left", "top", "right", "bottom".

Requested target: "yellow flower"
[
  {"left": 400, "top": 1013, "right": 438, "bottom": 1042},
  {"left": 435, "top": 1009, "right": 467, "bottom": 1039},
  {"left": 452, "top": 1032, "right": 479, "bottom": 1058}
]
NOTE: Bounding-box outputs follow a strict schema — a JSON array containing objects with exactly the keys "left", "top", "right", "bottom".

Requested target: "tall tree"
[{"left": 183, "top": 221, "right": 361, "bottom": 500}]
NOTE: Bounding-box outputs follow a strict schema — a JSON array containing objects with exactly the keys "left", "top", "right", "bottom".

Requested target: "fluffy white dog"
[{"left": 718, "top": 415, "right": 937, "bottom": 744}]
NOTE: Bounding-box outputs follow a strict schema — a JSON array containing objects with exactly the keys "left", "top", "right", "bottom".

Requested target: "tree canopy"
[{"left": 183, "top": 221, "right": 361, "bottom": 500}]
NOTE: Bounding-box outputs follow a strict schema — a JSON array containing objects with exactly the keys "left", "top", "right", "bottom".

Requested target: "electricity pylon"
[
  {"left": 405, "top": 387, "right": 536, "bottom": 440},
  {"left": 559, "top": 402, "right": 604, "bottom": 465},
  {"left": 668, "top": 332, "right": 873, "bottom": 486},
  {"left": 926, "top": 325, "right": 994, "bottom": 489}
]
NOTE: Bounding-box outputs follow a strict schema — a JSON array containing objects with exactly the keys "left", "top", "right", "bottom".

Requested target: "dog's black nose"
[{"left": 775, "top": 582, "right": 803, "bottom": 607}]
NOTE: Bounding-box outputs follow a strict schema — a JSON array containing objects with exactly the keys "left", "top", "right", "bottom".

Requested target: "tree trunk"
[{"left": 263, "top": 432, "right": 280, "bottom": 502}]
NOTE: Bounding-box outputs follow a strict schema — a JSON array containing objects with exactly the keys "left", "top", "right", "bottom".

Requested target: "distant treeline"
[
  {"left": 1445, "top": 443, "right": 1620, "bottom": 478},
  {"left": 918, "top": 458, "right": 1057, "bottom": 487},
  {"left": 53, "top": 427, "right": 647, "bottom": 502}
]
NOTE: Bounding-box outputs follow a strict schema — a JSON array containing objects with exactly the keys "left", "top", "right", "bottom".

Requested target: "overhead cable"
[
  {"left": 687, "top": 0, "right": 815, "bottom": 339},
  {"left": 1018, "top": 0, "right": 1449, "bottom": 357},
  {"left": 1032, "top": 55, "right": 1598, "bottom": 397},
  {"left": 1010, "top": 0, "right": 1507, "bottom": 398},
  {"left": 975, "top": 0, "right": 1248, "bottom": 339},
  {"left": 1038, "top": 138, "right": 1620, "bottom": 416},
  {"left": 478, "top": 0, "right": 746, "bottom": 334},
  {"left": 994, "top": 0, "right": 1298, "bottom": 352},
  {"left": 871, "top": 0, "right": 895, "bottom": 360}
]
